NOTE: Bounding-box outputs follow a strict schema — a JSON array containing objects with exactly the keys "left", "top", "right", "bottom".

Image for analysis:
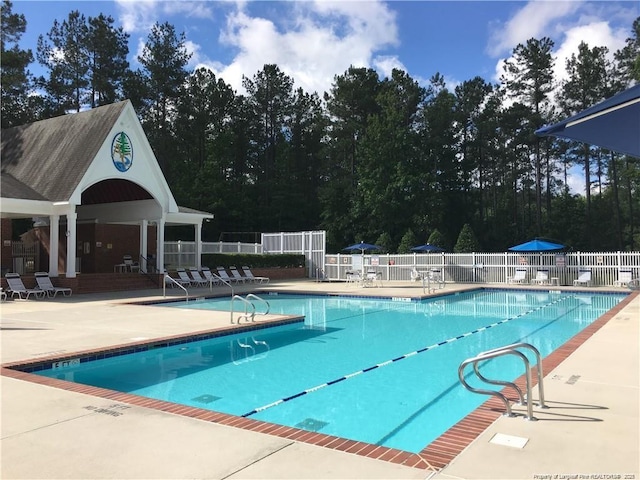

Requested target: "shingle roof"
[{"left": 1, "top": 101, "right": 128, "bottom": 202}]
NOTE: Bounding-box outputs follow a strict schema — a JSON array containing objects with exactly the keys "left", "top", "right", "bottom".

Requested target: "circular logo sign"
[{"left": 111, "top": 132, "right": 133, "bottom": 172}]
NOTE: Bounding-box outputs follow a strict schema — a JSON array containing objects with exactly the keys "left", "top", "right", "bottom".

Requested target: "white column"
[
  {"left": 156, "top": 217, "right": 165, "bottom": 273},
  {"left": 195, "top": 222, "right": 202, "bottom": 270},
  {"left": 139, "top": 219, "right": 148, "bottom": 273},
  {"left": 49, "top": 214, "right": 60, "bottom": 277},
  {"left": 65, "top": 209, "right": 77, "bottom": 278}
]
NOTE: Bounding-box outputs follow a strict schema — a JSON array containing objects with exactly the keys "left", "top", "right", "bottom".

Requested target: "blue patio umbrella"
[
  {"left": 535, "top": 84, "right": 640, "bottom": 158},
  {"left": 411, "top": 244, "right": 445, "bottom": 253},
  {"left": 343, "top": 242, "right": 382, "bottom": 254},
  {"left": 508, "top": 239, "right": 565, "bottom": 252}
]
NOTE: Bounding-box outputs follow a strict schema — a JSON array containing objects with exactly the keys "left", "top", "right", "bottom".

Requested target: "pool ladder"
[
  {"left": 230, "top": 294, "right": 270, "bottom": 323},
  {"left": 458, "top": 342, "right": 547, "bottom": 420}
]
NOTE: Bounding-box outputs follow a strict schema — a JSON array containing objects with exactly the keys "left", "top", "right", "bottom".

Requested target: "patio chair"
[
  {"left": 1, "top": 287, "right": 6, "bottom": 301},
  {"left": 188, "top": 268, "right": 210, "bottom": 287},
  {"left": 201, "top": 267, "right": 221, "bottom": 286},
  {"left": 241, "top": 266, "right": 269, "bottom": 284},
  {"left": 228, "top": 266, "right": 247, "bottom": 284},
  {"left": 34, "top": 272, "right": 72, "bottom": 297},
  {"left": 345, "top": 270, "right": 362, "bottom": 286},
  {"left": 123, "top": 255, "right": 140, "bottom": 273},
  {"left": 5, "top": 273, "right": 46, "bottom": 299},
  {"left": 507, "top": 268, "right": 527, "bottom": 284},
  {"left": 573, "top": 269, "right": 592, "bottom": 287},
  {"left": 217, "top": 267, "right": 242, "bottom": 284},
  {"left": 613, "top": 268, "right": 634, "bottom": 287},
  {"left": 410, "top": 267, "right": 422, "bottom": 282},
  {"left": 363, "top": 270, "right": 381, "bottom": 288},
  {"left": 530, "top": 269, "right": 549, "bottom": 285},
  {"left": 175, "top": 269, "right": 193, "bottom": 287},
  {"left": 164, "top": 270, "right": 190, "bottom": 288}
]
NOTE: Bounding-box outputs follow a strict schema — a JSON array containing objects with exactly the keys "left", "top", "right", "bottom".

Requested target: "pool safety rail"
[
  {"left": 163, "top": 274, "right": 189, "bottom": 302},
  {"left": 458, "top": 342, "right": 547, "bottom": 420},
  {"left": 230, "top": 294, "right": 270, "bottom": 324}
]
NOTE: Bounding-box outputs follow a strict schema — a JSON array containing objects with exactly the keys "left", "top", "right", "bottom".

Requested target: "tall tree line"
[{"left": 2, "top": 1, "right": 639, "bottom": 252}]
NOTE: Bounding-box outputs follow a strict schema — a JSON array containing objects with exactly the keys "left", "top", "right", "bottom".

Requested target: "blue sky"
[
  {"left": 11, "top": 1, "right": 640, "bottom": 194},
  {"left": 14, "top": 0, "right": 638, "bottom": 95}
]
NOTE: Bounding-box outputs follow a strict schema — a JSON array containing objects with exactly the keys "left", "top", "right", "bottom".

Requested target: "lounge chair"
[
  {"left": 217, "top": 267, "right": 242, "bottom": 284},
  {"left": 201, "top": 267, "right": 220, "bottom": 286},
  {"left": 530, "top": 269, "right": 549, "bottom": 285},
  {"left": 573, "top": 269, "right": 592, "bottom": 287},
  {"left": 241, "top": 266, "right": 269, "bottom": 284},
  {"left": 229, "top": 266, "right": 247, "bottom": 284},
  {"left": 613, "top": 268, "right": 634, "bottom": 287},
  {"left": 164, "top": 270, "right": 190, "bottom": 288},
  {"left": 507, "top": 268, "right": 527, "bottom": 284},
  {"left": 188, "top": 268, "right": 210, "bottom": 287},
  {"left": 175, "top": 269, "right": 194, "bottom": 287},
  {"left": 5, "top": 273, "right": 46, "bottom": 299},
  {"left": 34, "top": 272, "right": 72, "bottom": 297}
]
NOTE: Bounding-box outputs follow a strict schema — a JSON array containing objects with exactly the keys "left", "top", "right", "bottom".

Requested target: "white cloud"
[
  {"left": 492, "top": 2, "right": 632, "bottom": 85},
  {"left": 197, "top": 1, "right": 398, "bottom": 95},
  {"left": 116, "top": 0, "right": 216, "bottom": 33},
  {"left": 552, "top": 21, "right": 628, "bottom": 83},
  {"left": 487, "top": 1, "right": 581, "bottom": 58}
]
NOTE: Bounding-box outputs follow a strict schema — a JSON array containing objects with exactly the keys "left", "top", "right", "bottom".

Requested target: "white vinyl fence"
[
  {"left": 164, "top": 231, "right": 326, "bottom": 278},
  {"left": 323, "top": 251, "right": 640, "bottom": 287}
]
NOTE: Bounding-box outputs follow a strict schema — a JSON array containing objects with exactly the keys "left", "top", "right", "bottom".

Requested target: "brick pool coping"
[{"left": 2, "top": 290, "right": 636, "bottom": 473}]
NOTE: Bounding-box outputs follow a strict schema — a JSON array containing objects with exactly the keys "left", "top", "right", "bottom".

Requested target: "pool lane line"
[{"left": 241, "top": 294, "right": 575, "bottom": 418}]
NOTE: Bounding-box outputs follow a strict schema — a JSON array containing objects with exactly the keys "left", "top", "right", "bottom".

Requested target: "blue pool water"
[{"left": 36, "top": 290, "right": 624, "bottom": 453}]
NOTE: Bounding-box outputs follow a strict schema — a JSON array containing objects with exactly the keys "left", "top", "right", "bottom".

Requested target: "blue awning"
[{"left": 535, "top": 84, "right": 640, "bottom": 158}]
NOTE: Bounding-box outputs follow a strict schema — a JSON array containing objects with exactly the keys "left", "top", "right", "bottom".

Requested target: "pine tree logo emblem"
[{"left": 111, "top": 132, "right": 133, "bottom": 172}]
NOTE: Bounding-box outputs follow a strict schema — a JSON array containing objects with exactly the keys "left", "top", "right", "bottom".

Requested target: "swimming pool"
[{"left": 34, "top": 289, "right": 625, "bottom": 453}]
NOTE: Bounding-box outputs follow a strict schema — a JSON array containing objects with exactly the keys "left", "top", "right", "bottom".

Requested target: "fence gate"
[{"left": 262, "top": 231, "right": 326, "bottom": 278}]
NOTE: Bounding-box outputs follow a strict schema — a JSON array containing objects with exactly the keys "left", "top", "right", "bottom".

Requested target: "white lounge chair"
[
  {"left": 229, "top": 266, "right": 247, "bottom": 284},
  {"left": 5, "top": 273, "right": 46, "bottom": 299},
  {"left": 531, "top": 269, "right": 549, "bottom": 285},
  {"left": 164, "top": 270, "right": 190, "bottom": 288},
  {"left": 188, "top": 268, "right": 210, "bottom": 287},
  {"left": 241, "top": 266, "right": 269, "bottom": 284},
  {"left": 507, "top": 268, "right": 527, "bottom": 284},
  {"left": 613, "top": 268, "right": 634, "bottom": 287},
  {"left": 175, "top": 269, "right": 194, "bottom": 287},
  {"left": 201, "top": 267, "right": 220, "bottom": 285},
  {"left": 34, "top": 272, "right": 72, "bottom": 297},
  {"left": 217, "top": 267, "right": 242, "bottom": 284},
  {"left": 573, "top": 269, "right": 592, "bottom": 287}
]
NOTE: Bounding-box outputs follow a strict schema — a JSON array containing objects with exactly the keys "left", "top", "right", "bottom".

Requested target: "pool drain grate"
[
  {"left": 295, "top": 418, "right": 328, "bottom": 432},
  {"left": 192, "top": 394, "right": 221, "bottom": 404}
]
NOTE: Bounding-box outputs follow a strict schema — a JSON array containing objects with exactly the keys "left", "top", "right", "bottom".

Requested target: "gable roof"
[{"left": 1, "top": 101, "right": 128, "bottom": 202}]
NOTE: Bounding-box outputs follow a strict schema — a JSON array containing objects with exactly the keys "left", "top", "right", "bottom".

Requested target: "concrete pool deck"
[{"left": 1, "top": 280, "right": 638, "bottom": 479}]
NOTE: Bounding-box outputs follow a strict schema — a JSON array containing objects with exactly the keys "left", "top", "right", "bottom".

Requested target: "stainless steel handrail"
[
  {"left": 230, "top": 295, "right": 255, "bottom": 324},
  {"left": 245, "top": 293, "right": 270, "bottom": 316},
  {"left": 477, "top": 342, "right": 546, "bottom": 408},
  {"left": 163, "top": 274, "right": 188, "bottom": 302},
  {"left": 459, "top": 342, "right": 545, "bottom": 420},
  {"left": 212, "top": 273, "right": 234, "bottom": 296}
]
